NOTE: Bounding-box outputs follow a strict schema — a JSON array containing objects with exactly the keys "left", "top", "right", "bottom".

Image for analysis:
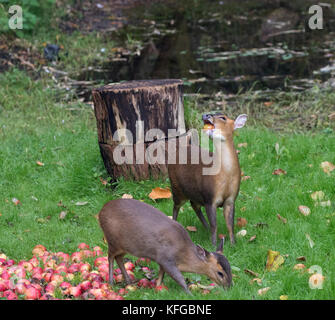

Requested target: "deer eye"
[
  {"left": 217, "top": 271, "right": 224, "bottom": 278},
  {"left": 220, "top": 116, "right": 226, "bottom": 121}
]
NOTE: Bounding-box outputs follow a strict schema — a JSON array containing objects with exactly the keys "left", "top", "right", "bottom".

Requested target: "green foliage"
[{"left": 0, "top": 0, "right": 55, "bottom": 37}]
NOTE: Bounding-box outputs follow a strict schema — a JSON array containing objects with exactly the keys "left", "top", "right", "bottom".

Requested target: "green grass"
[{"left": 1, "top": 69, "right": 335, "bottom": 300}]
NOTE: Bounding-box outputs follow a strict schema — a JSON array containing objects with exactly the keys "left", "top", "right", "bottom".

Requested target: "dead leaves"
[
  {"left": 186, "top": 226, "right": 197, "bottom": 232},
  {"left": 237, "top": 217, "right": 247, "bottom": 228},
  {"left": 298, "top": 205, "right": 311, "bottom": 216},
  {"left": 272, "top": 168, "right": 287, "bottom": 175},
  {"left": 276, "top": 214, "right": 287, "bottom": 224},
  {"left": 148, "top": 187, "right": 172, "bottom": 200}
]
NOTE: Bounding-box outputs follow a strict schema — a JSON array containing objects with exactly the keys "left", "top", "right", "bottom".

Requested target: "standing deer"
[{"left": 168, "top": 113, "right": 247, "bottom": 246}]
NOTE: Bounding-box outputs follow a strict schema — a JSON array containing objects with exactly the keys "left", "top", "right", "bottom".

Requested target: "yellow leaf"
[
  {"left": 279, "top": 295, "right": 288, "bottom": 300},
  {"left": 266, "top": 250, "right": 285, "bottom": 271},
  {"left": 121, "top": 193, "right": 133, "bottom": 199},
  {"left": 186, "top": 226, "right": 197, "bottom": 232},
  {"left": 298, "top": 205, "right": 311, "bottom": 216}
]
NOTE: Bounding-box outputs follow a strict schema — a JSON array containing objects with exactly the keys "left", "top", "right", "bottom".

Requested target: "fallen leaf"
[
  {"left": 250, "top": 278, "right": 262, "bottom": 285},
  {"left": 75, "top": 201, "right": 88, "bottom": 206},
  {"left": 296, "top": 256, "right": 306, "bottom": 261},
  {"left": 254, "top": 222, "right": 268, "bottom": 228},
  {"left": 186, "top": 226, "right": 197, "bottom": 232},
  {"left": 277, "top": 214, "right": 287, "bottom": 224},
  {"left": 241, "top": 175, "right": 251, "bottom": 181},
  {"left": 328, "top": 112, "right": 335, "bottom": 120},
  {"left": 36, "top": 161, "right": 44, "bottom": 166},
  {"left": 266, "top": 250, "right": 285, "bottom": 271},
  {"left": 238, "top": 142, "right": 248, "bottom": 148},
  {"left": 293, "top": 263, "right": 306, "bottom": 270},
  {"left": 240, "top": 206, "right": 246, "bottom": 212},
  {"left": 272, "top": 168, "right": 287, "bottom": 175},
  {"left": 258, "top": 287, "right": 270, "bottom": 295},
  {"left": 237, "top": 217, "right": 247, "bottom": 228},
  {"left": 59, "top": 211, "right": 67, "bottom": 220},
  {"left": 99, "top": 177, "right": 108, "bottom": 186},
  {"left": 310, "top": 191, "right": 325, "bottom": 201},
  {"left": 236, "top": 229, "right": 247, "bottom": 237},
  {"left": 148, "top": 187, "right": 172, "bottom": 200},
  {"left": 249, "top": 235, "right": 256, "bottom": 242},
  {"left": 305, "top": 234, "right": 314, "bottom": 248},
  {"left": 316, "top": 200, "right": 331, "bottom": 207},
  {"left": 264, "top": 101, "right": 273, "bottom": 107},
  {"left": 320, "top": 161, "right": 335, "bottom": 175},
  {"left": 279, "top": 295, "right": 288, "bottom": 300},
  {"left": 309, "top": 273, "right": 325, "bottom": 289},
  {"left": 298, "top": 205, "right": 311, "bottom": 216},
  {"left": 244, "top": 269, "right": 259, "bottom": 277},
  {"left": 121, "top": 194, "right": 133, "bottom": 199},
  {"left": 167, "top": 216, "right": 173, "bottom": 219}
]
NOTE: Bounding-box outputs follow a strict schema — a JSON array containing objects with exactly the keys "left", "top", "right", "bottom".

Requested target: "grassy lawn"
[{"left": 1, "top": 69, "right": 334, "bottom": 300}]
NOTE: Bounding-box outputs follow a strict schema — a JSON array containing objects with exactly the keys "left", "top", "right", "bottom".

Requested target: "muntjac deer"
[
  {"left": 168, "top": 113, "right": 247, "bottom": 246},
  {"left": 98, "top": 199, "right": 232, "bottom": 293}
]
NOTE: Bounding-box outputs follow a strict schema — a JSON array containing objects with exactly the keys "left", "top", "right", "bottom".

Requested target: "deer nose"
[{"left": 202, "top": 114, "right": 211, "bottom": 121}]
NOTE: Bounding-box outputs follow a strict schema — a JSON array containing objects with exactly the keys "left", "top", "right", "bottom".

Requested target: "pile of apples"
[{"left": 0, "top": 243, "right": 167, "bottom": 300}]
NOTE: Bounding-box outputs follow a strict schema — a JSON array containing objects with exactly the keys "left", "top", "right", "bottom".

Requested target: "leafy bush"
[{"left": 0, "top": 0, "right": 55, "bottom": 37}]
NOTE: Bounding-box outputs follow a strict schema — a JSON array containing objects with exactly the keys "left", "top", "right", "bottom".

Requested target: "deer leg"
[
  {"left": 156, "top": 265, "right": 165, "bottom": 286},
  {"left": 223, "top": 202, "right": 235, "bottom": 245},
  {"left": 108, "top": 250, "right": 115, "bottom": 285},
  {"left": 190, "top": 201, "right": 209, "bottom": 229},
  {"left": 115, "top": 255, "right": 134, "bottom": 285},
  {"left": 205, "top": 204, "right": 217, "bottom": 247}
]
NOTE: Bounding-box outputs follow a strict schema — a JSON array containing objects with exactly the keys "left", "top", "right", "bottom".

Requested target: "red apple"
[
  {"left": 155, "top": 284, "right": 168, "bottom": 292},
  {"left": 94, "top": 257, "right": 107, "bottom": 267},
  {"left": 80, "top": 280, "right": 92, "bottom": 291},
  {"left": 59, "top": 282, "right": 72, "bottom": 295},
  {"left": 67, "top": 263, "right": 80, "bottom": 273},
  {"left": 118, "top": 288, "right": 128, "bottom": 296},
  {"left": 98, "top": 263, "right": 109, "bottom": 274},
  {"left": 137, "top": 278, "right": 150, "bottom": 288},
  {"left": 81, "top": 250, "right": 93, "bottom": 259},
  {"left": 50, "top": 274, "right": 64, "bottom": 284},
  {"left": 0, "top": 280, "right": 8, "bottom": 292},
  {"left": 3, "top": 290, "right": 18, "bottom": 300},
  {"left": 71, "top": 252, "right": 83, "bottom": 263},
  {"left": 78, "top": 243, "right": 90, "bottom": 250},
  {"left": 79, "top": 263, "right": 91, "bottom": 273},
  {"left": 114, "top": 274, "right": 123, "bottom": 283},
  {"left": 65, "top": 273, "right": 75, "bottom": 281},
  {"left": 32, "top": 245, "right": 46, "bottom": 257},
  {"left": 125, "top": 284, "right": 137, "bottom": 292},
  {"left": 6, "top": 260, "right": 15, "bottom": 267},
  {"left": 114, "top": 268, "right": 121, "bottom": 275},
  {"left": 55, "top": 265, "right": 67, "bottom": 274},
  {"left": 45, "top": 283, "right": 56, "bottom": 294},
  {"left": 24, "top": 286, "right": 41, "bottom": 300},
  {"left": 18, "top": 261, "right": 33, "bottom": 272},
  {"left": 124, "top": 262, "right": 135, "bottom": 271},
  {"left": 89, "top": 288, "right": 105, "bottom": 299},
  {"left": 0, "top": 271, "right": 10, "bottom": 280},
  {"left": 69, "top": 285, "right": 82, "bottom": 298}
]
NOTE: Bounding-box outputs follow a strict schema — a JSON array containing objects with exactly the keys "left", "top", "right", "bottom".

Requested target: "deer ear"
[
  {"left": 234, "top": 114, "right": 247, "bottom": 130},
  {"left": 196, "top": 245, "right": 211, "bottom": 260},
  {"left": 216, "top": 237, "right": 224, "bottom": 254}
]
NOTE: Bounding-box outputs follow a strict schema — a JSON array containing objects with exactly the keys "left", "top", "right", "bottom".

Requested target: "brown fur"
[
  {"left": 98, "top": 199, "right": 232, "bottom": 293},
  {"left": 168, "top": 113, "right": 246, "bottom": 246}
]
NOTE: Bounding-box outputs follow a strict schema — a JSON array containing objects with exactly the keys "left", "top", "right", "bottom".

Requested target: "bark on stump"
[{"left": 92, "top": 79, "right": 186, "bottom": 181}]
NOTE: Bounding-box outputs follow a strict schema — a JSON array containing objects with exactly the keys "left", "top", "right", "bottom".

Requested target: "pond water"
[{"left": 78, "top": 0, "right": 335, "bottom": 98}]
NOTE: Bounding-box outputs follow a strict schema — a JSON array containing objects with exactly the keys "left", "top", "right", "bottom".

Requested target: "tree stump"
[{"left": 92, "top": 79, "right": 186, "bottom": 181}]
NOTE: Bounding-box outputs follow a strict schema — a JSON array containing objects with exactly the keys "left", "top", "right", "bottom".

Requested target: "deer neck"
[{"left": 213, "top": 137, "right": 239, "bottom": 174}]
